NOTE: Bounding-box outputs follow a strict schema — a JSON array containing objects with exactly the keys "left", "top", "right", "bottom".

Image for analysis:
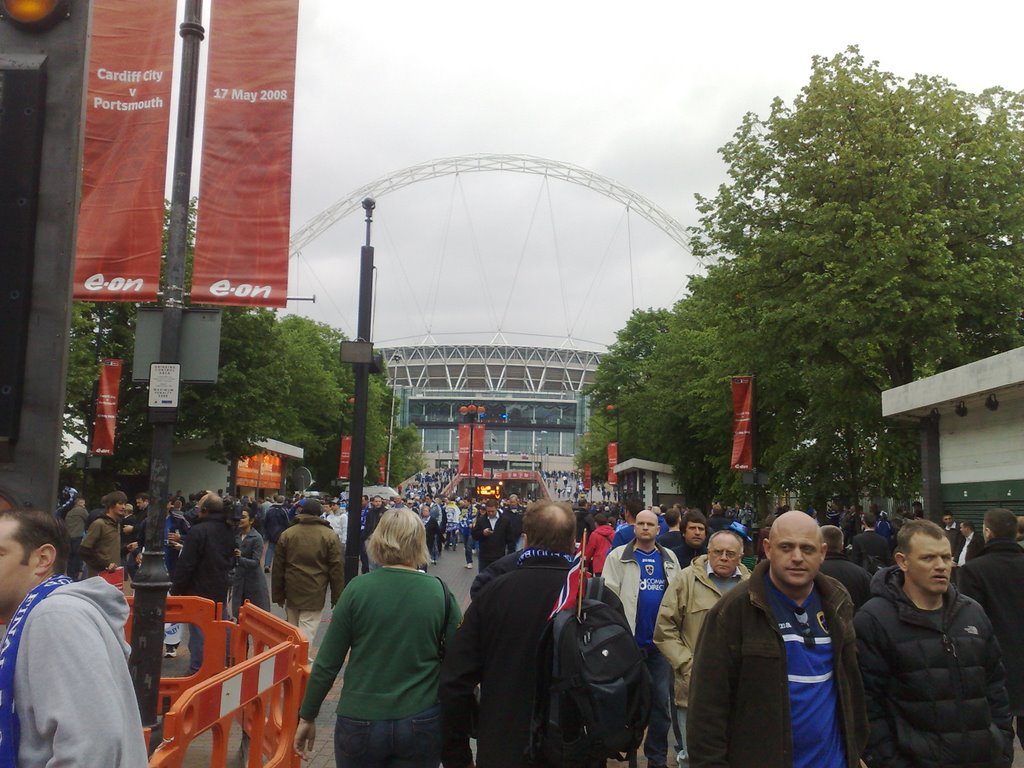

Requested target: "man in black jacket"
[
  {"left": 849, "top": 509, "right": 893, "bottom": 574},
  {"left": 819, "top": 525, "right": 871, "bottom": 610},
  {"left": 854, "top": 519, "right": 1013, "bottom": 767},
  {"left": 171, "top": 493, "right": 235, "bottom": 675},
  {"left": 959, "top": 507, "right": 1024, "bottom": 749},
  {"left": 471, "top": 498, "right": 513, "bottom": 570},
  {"left": 440, "top": 501, "right": 579, "bottom": 768}
]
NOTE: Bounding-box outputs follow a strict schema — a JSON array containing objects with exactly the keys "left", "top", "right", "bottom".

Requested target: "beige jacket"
[
  {"left": 653, "top": 554, "right": 751, "bottom": 706},
  {"left": 603, "top": 540, "right": 682, "bottom": 635}
]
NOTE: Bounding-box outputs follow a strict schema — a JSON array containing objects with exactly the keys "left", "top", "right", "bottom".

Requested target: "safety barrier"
[{"left": 125, "top": 597, "right": 309, "bottom": 767}]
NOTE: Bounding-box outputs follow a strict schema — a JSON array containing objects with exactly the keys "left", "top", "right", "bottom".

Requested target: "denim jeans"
[
  {"left": 333, "top": 703, "right": 441, "bottom": 768},
  {"left": 642, "top": 647, "right": 672, "bottom": 766},
  {"left": 463, "top": 532, "right": 474, "bottom": 564},
  {"left": 187, "top": 623, "right": 204, "bottom": 674}
]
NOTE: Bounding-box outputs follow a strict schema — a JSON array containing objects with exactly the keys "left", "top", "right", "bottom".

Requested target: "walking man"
[
  {"left": 688, "top": 510, "right": 867, "bottom": 767},
  {"left": 655, "top": 528, "right": 750, "bottom": 767},
  {"left": 856, "top": 518, "right": 1014, "bottom": 766},
  {"left": 604, "top": 509, "right": 682, "bottom": 768},
  {"left": 272, "top": 498, "right": 345, "bottom": 643}
]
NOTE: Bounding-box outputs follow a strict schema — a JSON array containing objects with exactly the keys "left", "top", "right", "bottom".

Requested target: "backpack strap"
[{"left": 435, "top": 576, "right": 452, "bottom": 661}]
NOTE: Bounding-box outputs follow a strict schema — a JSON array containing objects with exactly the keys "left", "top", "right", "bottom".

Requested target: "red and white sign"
[
  {"left": 584, "top": 463, "right": 592, "bottom": 491},
  {"left": 730, "top": 376, "right": 755, "bottom": 471},
  {"left": 338, "top": 436, "right": 352, "bottom": 479},
  {"left": 458, "top": 424, "right": 471, "bottom": 475},
  {"left": 90, "top": 359, "right": 123, "bottom": 455},
  {"left": 607, "top": 442, "right": 618, "bottom": 485},
  {"left": 74, "top": 0, "right": 177, "bottom": 302},
  {"left": 190, "top": 0, "right": 301, "bottom": 307},
  {"left": 471, "top": 424, "right": 485, "bottom": 477}
]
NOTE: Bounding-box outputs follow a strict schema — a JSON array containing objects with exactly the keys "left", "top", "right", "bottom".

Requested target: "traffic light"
[{"left": 0, "top": 0, "right": 90, "bottom": 509}]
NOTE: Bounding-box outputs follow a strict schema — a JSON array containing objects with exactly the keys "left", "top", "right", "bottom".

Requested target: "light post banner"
[
  {"left": 190, "top": 0, "right": 300, "bottom": 307},
  {"left": 338, "top": 436, "right": 352, "bottom": 479},
  {"left": 458, "top": 424, "right": 471, "bottom": 475},
  {"left": 471, "top": 424, "right": 486, "bottom": 477},
  {"left": 584, "top": 463, "right": 592, "bottom": 491},
  {"left": 607, "top": 442, "right": 618, "bottom": 484},
  {"left": 730, "top": 376, "right": 755, "bottom": 471},
  {"left": 90, "top": 359, "right": 123, "bottom": 455},
  {"left": 74, "top": 0, "right": 176, "bottom": 302}
]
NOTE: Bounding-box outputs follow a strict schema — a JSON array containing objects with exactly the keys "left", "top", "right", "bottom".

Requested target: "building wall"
[{"left": 940, "top": 396, "right": 1024, "bottom": 485}]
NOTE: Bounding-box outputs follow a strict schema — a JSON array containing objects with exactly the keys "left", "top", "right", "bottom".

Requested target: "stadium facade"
[{"left": 383, "top": 344, "right": 601, "bottom": 473}]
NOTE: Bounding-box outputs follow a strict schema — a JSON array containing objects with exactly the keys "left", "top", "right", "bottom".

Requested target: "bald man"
[
  {"left": 605, "top": 509, "right": 682, "bottom": 768},
  {"left": 687, "top": 511, "right": 867, "bottom": 768}
]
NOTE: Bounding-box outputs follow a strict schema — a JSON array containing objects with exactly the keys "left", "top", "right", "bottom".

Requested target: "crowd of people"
[{"left": 3, "top": 489, "right": 1023, "bottom": 766}]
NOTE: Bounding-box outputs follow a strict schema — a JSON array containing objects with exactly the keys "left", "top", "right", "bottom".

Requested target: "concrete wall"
[{"left": 940, "top": 397, "right": 1024, "bottom": 485}]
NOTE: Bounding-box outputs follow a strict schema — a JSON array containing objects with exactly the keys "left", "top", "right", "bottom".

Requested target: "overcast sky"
[{"left": 196, "top": 0, "right": 1023, "bottom": 351}]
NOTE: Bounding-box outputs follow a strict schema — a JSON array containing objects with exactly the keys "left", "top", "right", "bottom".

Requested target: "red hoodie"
[{"left": 585, "top": 524, "right": 615, "bottom": 575}]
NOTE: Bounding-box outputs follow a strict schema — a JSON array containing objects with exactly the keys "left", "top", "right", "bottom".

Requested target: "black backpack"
[{"left": 527, "top": 577, "right": 652, "bottom": 766}]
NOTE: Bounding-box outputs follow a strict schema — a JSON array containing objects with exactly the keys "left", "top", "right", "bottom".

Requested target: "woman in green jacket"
[{"left": 294, "top": 507, "right": 461, "bottom": 768}]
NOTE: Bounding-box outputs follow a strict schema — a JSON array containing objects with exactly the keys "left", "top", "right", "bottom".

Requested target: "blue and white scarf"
[
  {"left": 0, "top": 574, "right": 72, "bottom": 768},
  {"left": 516, "top": 547, "right": 574, "bottom": 567}
]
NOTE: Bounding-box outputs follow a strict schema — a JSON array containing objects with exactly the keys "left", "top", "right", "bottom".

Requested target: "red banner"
[
  {"left": 378, "top": 455, "right": 387, "bottom": 482},
  {"left": 731, "top": 376, "right": 755, "bottom": 471},
  {"left": 472, "top": 424, "right": 485, "bottom": 477},
  {"left": 338, "top": 435, "right": 352, "bottom": 479},
  {"left": 190, "top": 0, "right": 300, "bottom": 307},
  {"left": 90, "top": 359, "right": 123, "bottom": 455},
  {"left": 74, "top": 0, "right": 177, "bottom": 302},
  {"left": 584, "top": 463, "right": 592, "bottom": 491},
  {"left": 607, "top": 442, "right": 618, "bottom": 484},
  {"left": 458, "top": 424, "right": 471, "bottom": 475}
]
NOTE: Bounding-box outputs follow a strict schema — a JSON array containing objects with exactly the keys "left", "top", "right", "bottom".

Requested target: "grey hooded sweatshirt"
[{"left": 10, "top": 577, "right": 149, "bottom": 766}]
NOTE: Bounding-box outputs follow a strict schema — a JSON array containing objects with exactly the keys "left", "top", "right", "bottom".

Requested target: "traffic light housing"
[{"left": 0, "top": 0, "right": 90, "bottom": 509}]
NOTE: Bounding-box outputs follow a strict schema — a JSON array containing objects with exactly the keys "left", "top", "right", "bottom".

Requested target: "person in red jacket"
[{"left": 585, "top": 512, "right": 615, "bottom": 575}]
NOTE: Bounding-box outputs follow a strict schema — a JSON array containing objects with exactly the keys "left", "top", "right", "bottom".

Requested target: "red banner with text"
[
  {"left": 472, "top": 424, "right": 485, "bottom": 477},
  {"left": 584, "top": 463, "right": 592, "bottom": 491},
  {"left": 90, "top": 359, "right": 123, "bottom": 455},
  {"left": 730, "top": 376, "right": 755, "bottom": 471},
  {"left": 458, "top": 424, "right": 471, "bottom": 475},
  {"left": 338, "top": 436, "right": 352, "bottom": 479},
  {"left": 74, "top": 0, "right": 176, "bottom": 302},
  {"left": 190, "top": 0, "right": 300, "bottom": 307},
  {"left": 607, "top": 442, "right": 618, "bottom": 484},
  {"left": 378, "top": 455, "right": 387, "bottom": 482}
]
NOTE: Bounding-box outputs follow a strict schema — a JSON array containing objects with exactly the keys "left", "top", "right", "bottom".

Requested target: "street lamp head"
[{"left": 361, "top": 197, "right": 376, "bottom": 212}]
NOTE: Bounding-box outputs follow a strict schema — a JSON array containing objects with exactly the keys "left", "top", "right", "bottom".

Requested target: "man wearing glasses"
[
  {"left": 655, "top": 529, "right": 751, "bottom": 767},
  {"left": 687, "top": 511, "right": 867, "bottom": 768}
]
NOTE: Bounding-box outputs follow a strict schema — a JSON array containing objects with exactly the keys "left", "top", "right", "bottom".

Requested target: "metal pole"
[
  {"left": 344, "top": 199, "right": 376, "bottom": 585},
  {"left": 128, "top": 0, "right": 204, "bottom": 732}
]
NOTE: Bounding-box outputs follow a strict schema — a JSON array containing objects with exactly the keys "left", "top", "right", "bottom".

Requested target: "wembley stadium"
[{"left": 383, "top": 343, "right": 601, "bottom": 474}]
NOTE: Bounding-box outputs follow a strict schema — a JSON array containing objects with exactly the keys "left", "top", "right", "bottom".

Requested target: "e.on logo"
[
  {"left": 83, "top": 274, "right": 145, "bottom": 292},
  {"left": 208, "top": 280, "right": 272, "bottom": 299}
]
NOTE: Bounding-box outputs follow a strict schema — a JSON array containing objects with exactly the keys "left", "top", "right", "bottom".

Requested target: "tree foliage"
[{"left": 580, "top": 48, "right": 1024, "bottom": 511}]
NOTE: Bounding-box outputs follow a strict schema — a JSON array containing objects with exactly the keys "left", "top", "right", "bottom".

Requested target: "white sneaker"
[
  {"left": 677, "top": 751, "right": 688, "bottom": 768},
  {"left": 465, "top": 563, "right": 473, "bottom": 568},
  {"left": 164, "top": 647, "right": 177, "bottom": 658}
]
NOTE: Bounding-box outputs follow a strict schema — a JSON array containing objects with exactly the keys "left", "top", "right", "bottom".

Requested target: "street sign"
[{"left": 148, "top": 363, "right": 180, "bottom": 407}]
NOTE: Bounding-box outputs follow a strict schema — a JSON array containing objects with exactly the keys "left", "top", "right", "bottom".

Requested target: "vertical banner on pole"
[
  {"left": 730, "top": 376, "right": 755, "bottom": 471},
  {"left": 378, "top": 456, "right": 386, "bottom": 482},
  {"left": 90, "top": 359, "right": 123, "bottom": 455},
  {"left": 338, "top": 436, "right": 352, "bottom": 479},
  {"left": 458, "top": 424, "right": 470, "bottom": 475},
  {"left": 190, "top": 0, "right": 300, "bottom": 307},
  {"left": 471, "top": 424, "right": 485, "bottom": 478},
  {"left": 74, "top": 0, "right": 177, "bottom": 302},
  {"left": 584, "top": 463, "right": 592, "bottom": 491},
  {"left": 607, "top": 442, "right": 618, "bottom": 484}
]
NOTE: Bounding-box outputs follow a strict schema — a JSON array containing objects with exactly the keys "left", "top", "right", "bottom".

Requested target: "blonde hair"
[{"left": 366, "top": 508, "right": 430, "bottom": 567}]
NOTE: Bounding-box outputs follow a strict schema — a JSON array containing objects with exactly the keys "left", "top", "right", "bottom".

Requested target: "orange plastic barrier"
[{"left": 126, "top": 597, "right": 309, "bottom": 767}]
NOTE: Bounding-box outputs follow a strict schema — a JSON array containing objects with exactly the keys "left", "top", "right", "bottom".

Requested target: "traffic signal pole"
[
  {"left": 128, "top": 0, "right": 205, "bottom": 732},
  {"left": 0, "top": 0, "right": 91, "bottom": 510}
]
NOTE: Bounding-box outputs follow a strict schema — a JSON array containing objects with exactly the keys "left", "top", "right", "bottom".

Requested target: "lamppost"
[{"left": 539, "top": 430, "right": 547, "bottom": 475}]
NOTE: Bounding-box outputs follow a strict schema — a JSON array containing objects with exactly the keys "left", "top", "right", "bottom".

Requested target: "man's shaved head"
[{"left": 769, "top": 510, "right": 823, "bottom": 544}]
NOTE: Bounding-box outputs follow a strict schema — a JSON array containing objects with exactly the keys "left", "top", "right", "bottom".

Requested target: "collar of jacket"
[
  {"left": 979, "top": 538, "right": 1024, "bottom": 556},
  {"left": 618, "top": 539, "right": 675, "bottom": 566},
  {"left": 294, "top": 515, "right": 330, "bottom": 527},
  {"left": 874, "top": 564, "right": 969, "bottom": 631},
  {"left": 519, "top": 555, "right": 571, "bottom": 570},
  {"left": 747, "top": 558, "right": 846, "bottom": 618}
]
